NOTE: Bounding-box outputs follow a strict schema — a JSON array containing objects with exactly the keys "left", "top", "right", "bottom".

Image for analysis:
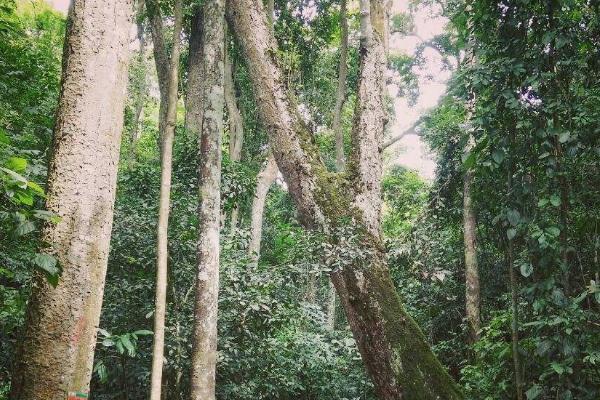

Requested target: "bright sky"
[
  {"left": 48, "top": 0, "right": 69, "bottom": 13},
  {"left": 387, "top": 0, "right": 449, "bottom": 180}
]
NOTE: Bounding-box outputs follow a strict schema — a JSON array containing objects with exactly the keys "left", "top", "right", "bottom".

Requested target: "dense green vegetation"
[{"left": 1, "top": 0, "right": 599, "bottom": 399}]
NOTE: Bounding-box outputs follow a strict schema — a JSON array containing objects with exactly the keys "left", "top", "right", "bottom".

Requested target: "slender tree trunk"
[
  {"left": 462, "top": 4, "right": 481, "bottom": 345},
  {"left": 245, "top": 0, "right": 278, "bottom": 261},
  {"left": 327, "top": 0, "right": 349, "bottom": 331},
  {"left": 147, "top": 1, "right": 183, "bottom": 399},
  {"left": 248, "top": 153, "right": 278, "bottom": 262},
  {"left": 333, "top": 0, "right": 348, "bottom": 171},
  {"left": 227, "top": 0, "right": 463, "bottom": 397},
  {"left": 508, "top": 238, "right": 523, "bottom": 400},
  {"left": 188, "top": 1, "right": 226, "bottom": 398},
  {"left": 463, "top": 167, "right": 481, "bottom": 343},
  {"left": 9, "top": 1, "right": 132, "bottom": 398},
  {"left": 130, "top": 0, "right": 147, "bottom": 162},
  {"left": 507, "top": 150, "right": 524, "bottom": 400},
  {"left": 224, "top": 44, "right": 244, "bottom": 231}
]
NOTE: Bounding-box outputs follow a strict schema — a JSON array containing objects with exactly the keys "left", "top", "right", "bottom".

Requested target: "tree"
[
  {"left": 188, "top": 0, "right": 226, "bottom": 398},
  {"left": 9, "top": 0, "right": 133, "bottom": 397},
  {"left": 145, "top": 0, "right": 184, "bottom": 398},
  {"left": 227, "top": 0, "right": 463, "bottom": 397}
]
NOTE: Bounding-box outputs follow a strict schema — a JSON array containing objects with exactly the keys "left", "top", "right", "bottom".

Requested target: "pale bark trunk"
[
  {"left": 227, "top": 0, "right": 462, "bottom": 397},
  {"left": 188, "top": 1, "right": 225, "bottom": 398},
  {"left": 248, "top": 153, "right": 278, "bottom": 262},
  {"left": 246, "top": 0, "right": 278, "bottom": 262},
  {"left": 463, "top": 167, "right": 481, "bottom": 343},
  {"left": 224, "top": 45, "right": 244, "bottom": 231},
  {"left": 147, "top": 1, "right": 184, "bottom": 399},
  {"left": 462, "top": 7, "right": 482, "bottom": 345},
  {"left": 9, "top": 1, "right": 132, "bottom": 398}
]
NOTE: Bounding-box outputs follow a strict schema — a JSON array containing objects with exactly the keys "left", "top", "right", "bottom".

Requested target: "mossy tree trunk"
[
  {"left": 227, "top": 0, "right": 463, "bottom": 397},
  {"left": 9, "top": 1, "right": 132, "bottom": 398}
]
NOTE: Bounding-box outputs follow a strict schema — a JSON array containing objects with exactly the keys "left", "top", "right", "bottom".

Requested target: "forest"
[{"left": 0, "top": 0, "right": 599, "bottom": 398}]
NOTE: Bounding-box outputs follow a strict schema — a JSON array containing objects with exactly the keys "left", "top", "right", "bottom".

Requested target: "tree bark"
[
  {"left": 333, "top": 0, "right": 348, "bottom": 171},
  {"left": 462, "top": 5, "right": 482, "bottom": 345},
  {"left": 463, "top": 167, "right": 481, "bottom": 343},
  {"left": 248, "top": 153, "right": 278, "bottom": 262},
  {"left": 224, "top": 43, "right": 244, "bottom": 231},
  {"left": 9, "top": 1, "right": 132, "bottom": 398},
  {"left": 188, "top": 1, "right": 226, "bottom": 398},
  {"left": 227, "top": 0, "right": 463, "bottom": 398},
  {"left": 146, "top": 1, "right": 184, "bottom": 399},
  {"left": 130, "top": 0, "right": 147, "bottom": 162},
  {"left": 246, "top": 0, "right": 278, "bottom": 262}
]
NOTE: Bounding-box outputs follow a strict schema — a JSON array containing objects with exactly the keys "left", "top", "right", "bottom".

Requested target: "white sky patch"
[
  {"left": 47, "top": 0, "right": 70, "bottom": 13},
  {"left": 386, "top": 0, "right": 449, "bottom": 181}
]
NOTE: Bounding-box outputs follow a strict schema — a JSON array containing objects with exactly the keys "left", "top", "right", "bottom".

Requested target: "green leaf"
[
  {"left": 551, "top": 362, "right": 565, "bottom": 375},
  {"left": 507, "top": 228, "right": 517, "bottom": 240},
  {"left": 27, "top": 180, "right": 45, "bottom": 195},
  {"left": 507, "top": 209, "right": 521, "bottom": 226},
  {"left": 5, "top": 156, "right": 27, "bottom": 172},
  {"left": 133, "top": 329, "right": 153, "bottom": 336},
  {"left": 547, "top": 226, "right": 560, "bottom": 237},
  {"left": 0, "top": 129, "right": 9, "bottom": 144},
  {"left": 550, "top": 194, "right": 561, "bottom": 207},
  {"left": 120, "top": 335, "right": 135, "bottom": 356},
  {"left": 492, "top": 149, "right": 504, "bottom": 164},
  {"left": 558, "top": 131, "right": 570, "bottom": 143},
  {"left": 33, "top": 253, "right": 60, "bottom": 285},
  {"left": 526, "top": 384, "right": 542, "bottom": 399},
  {"left": 15, "top": 220, "right": 35, "bottom": 236},
  {"left": 520, "top": 262, "right": 533, "bottom": 278}
]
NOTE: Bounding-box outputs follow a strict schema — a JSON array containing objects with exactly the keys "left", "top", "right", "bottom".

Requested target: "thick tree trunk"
[
  {"left": 9, "top": 1, "right": 132, "bottom": 398},
  {"left": 224, "top": 45, "right": 244, "bottom": 231},
  {"left": 147, "top": 1, "right": 183, "bottom": 399},
  {"left": 227, "top": 0, "right": 463, "bottom": 398},
  {"left": 463, "top": 167, "right": 481, "bottom": 343},
  {"left": 248, "top": 153, "right": 278, "bottom": 262},
  {"left": 188, "top": 1, "right": 225, "bottom": 399}
]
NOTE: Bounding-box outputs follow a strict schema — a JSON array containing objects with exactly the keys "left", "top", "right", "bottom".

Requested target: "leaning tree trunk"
[
  {"left": 227, "top": 0, "right": 463, "bottom": 398},
  {"left": 248, "top": 153, "right": 278, "bottom": 262},
  {"left": 9, "top": 1, "right": 132, "bottom": 398},
  {"left": 146, "top": 0, "right": 184, "bottom": 399},
  {"left": 224, "top": 44, "right": 244, "bottom": 231},
  {"left": 188, "top": 1, "right": 226, "bottom": 399}
]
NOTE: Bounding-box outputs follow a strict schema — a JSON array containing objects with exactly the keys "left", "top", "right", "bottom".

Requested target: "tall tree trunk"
[
  {"left": 188, "top": 1, "right": 226, "bottom": 398},
  {"left": 246, "top": 0, "right": 278, "bottom": 263},
  {"left": 463, "top": 167, "right": 481, "bottom": 343},
  {"left": 224, "top": 44, "right": 244, "bottom": 231},
  {"left": 147, "top": 1, "right": 184, "bottom": 399},
  {"left": 248, "top": 154, "right": 278, "bottom": 262},
  {"left": 9, "top": 1, "right": 132, "bottom": 398},
  {"left": 130, "top": 0, "right": 147, "bottom": 162},
  {"left": 227, "top": 0, "right": 463, "bottom": 398},
  {"left": 327, "top": 0, "right": 349, "bottom": 331},
  {"left": 462, "top": 3, "right": 481, "bottom": 345},
  {"left": 333, "top": 0, "right": 348, "bottom": 171}
]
